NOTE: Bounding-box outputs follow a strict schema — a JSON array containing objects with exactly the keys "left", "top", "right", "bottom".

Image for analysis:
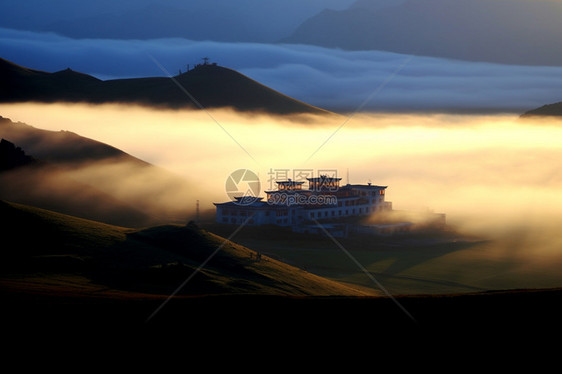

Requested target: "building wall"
[
  {"left": 216, "top": 205, "right": 297, "bottom": 226},
  {"left": 216, "top": 186, "right": 391, "bottom": 226}
]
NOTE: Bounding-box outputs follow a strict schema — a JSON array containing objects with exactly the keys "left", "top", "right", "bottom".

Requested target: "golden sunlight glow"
[{"left": 2, "top": 102, "right": 562, "bottom": 240}]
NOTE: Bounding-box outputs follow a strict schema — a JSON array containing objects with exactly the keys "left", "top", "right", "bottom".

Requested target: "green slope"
[
  {"left": 0, "top": 57, "right": 331, "bottom": 115},
  {"left": 3, "top": 200, "right": 562, "bottom": 331},
  {"left": 0, "top": 200, "right": 372, "bottom": 299}
]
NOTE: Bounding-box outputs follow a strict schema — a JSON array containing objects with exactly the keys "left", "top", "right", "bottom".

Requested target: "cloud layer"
[
  {"left": 2, "top": 27, "right": 562, "bottom": 113},
  {"left": 3, "top": 102, "right": 562, "bottom": 233},
  {"left": 3, "top": 102, "right": 562, "bottom": 291}
]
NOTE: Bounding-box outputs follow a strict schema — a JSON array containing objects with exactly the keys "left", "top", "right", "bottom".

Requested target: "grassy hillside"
[
  {"left": 0, "top": 200, "right": 373, "bottom": 300},
  {"left": 0, "top": 57, "right": 331, "bottom": 115},
  {"left": 2, "top": 200, "right": 561, "bottom": 331}
]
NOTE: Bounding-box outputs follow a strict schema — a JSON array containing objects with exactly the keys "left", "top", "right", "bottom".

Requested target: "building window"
[{"left": 222, "top": 218, "right": 228, "bottom": 223}]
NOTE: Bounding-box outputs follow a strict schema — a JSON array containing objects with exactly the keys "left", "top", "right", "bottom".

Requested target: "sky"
[{"left": 0, "top": 0, "right": 356, "bottom": 42}]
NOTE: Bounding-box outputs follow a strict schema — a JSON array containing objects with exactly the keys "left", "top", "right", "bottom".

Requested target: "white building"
[{"left": 214, "top": 175, "right": 392, "bottom": 230}]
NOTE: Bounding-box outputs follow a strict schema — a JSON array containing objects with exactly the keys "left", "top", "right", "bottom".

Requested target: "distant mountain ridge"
[
  {"left": 521, "top": 101, "right": 562, "bottom": 118},
  {"left": 284, "top": 0, "right": 562, "bottom": 66},
  {"left": 0, "top": 57, "right": 330, "bottom": 115},
  {"left": 0, "top": 0, "right": 355, "bottom": 43}
]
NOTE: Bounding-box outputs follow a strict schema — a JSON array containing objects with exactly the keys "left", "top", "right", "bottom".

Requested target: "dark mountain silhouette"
[
  {"left": 283, "top": 0, "right": 562, "bottom": 66},
  {"left": 0, "top": 57, "right": 330, "bottom": 115},
  {"left": 0, "top": 116, "right": 194, "bottom": 227},
  {"left": 521, "top": 101, "right": 562, "bottom": 118},
  {"left": 0, "top": 136, "right": 152, "bottom": 227},
  {"left": 0, "top": 115, "right": 145, "bottom": 166},
  {"left": 0, "top": 138, "right": 36, "bottom": 171}
]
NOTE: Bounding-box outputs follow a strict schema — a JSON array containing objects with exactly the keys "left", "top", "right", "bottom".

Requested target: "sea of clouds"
[{"left": 2, "top": 27, "right": 562, "bottom": 113}]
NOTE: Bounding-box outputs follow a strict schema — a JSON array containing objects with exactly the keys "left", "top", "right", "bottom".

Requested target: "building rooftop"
[
  {"left": 306, "top": 176, "right": 342, "bottom": 181},
  {"left": 343, "top": 184, "right": 387, "bottom": 189}
]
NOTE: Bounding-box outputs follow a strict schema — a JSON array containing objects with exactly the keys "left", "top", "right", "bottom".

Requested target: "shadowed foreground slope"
[
  {"left": 2, "top": 200, "right": 562, "bottom": 332},
  {"left": 0, "top": 200, "right": 376, "bottom": 327}
]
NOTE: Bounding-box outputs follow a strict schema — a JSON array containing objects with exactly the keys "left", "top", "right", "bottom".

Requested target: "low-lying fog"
[{"left": 2, "top": 102, "right": 562, "bottom": 291}]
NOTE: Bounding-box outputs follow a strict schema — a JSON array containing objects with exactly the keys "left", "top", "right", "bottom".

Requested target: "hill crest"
[
  {"left": 521, "top": 101, "right": 562, "bottom": 118},
  {"left": 0, "top": 57, "right": 331, "bottom": 115},
  {"left": 0, "top": 115, "right": 193, "bottom": 227},
  {"left": 283, "top": 0, "right": 562, "bottom": 66}
]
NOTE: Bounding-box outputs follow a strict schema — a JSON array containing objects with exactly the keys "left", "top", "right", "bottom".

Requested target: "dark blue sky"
[{"left": 0, "top": 0, "right": 355, "bottom": 42}]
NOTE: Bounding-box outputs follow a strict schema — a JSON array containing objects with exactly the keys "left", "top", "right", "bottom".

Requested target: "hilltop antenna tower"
[
  {"left": 346, "top": 168, "right": 350, "bottom": 185},
  {"left": 196, "top": 199, "right": 200, "bottom": 222},
  {"left": 202, "top": 57, "right": 209, "bottom": 65}
]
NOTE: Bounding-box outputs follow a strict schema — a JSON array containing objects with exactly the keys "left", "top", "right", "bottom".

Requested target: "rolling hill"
[
  {"left": 2, "top": 199, "right": 561, "bottom": 332},
  {"left": 0, "top": 57, "right": 330, "bottom": 115},
  {"left": 0, "top": 137, "right": 152, "bottom": 227},
  {"left": 521, "top": 101, "right": 562, "bottom": 118},
  {"left": 0, "top": 115, "right": 194, "bottom": 227},
  {"left": 0, "top": 200, "right": 375, "bottom": 327},
  {"left": 283, "top": 0, "right": 562, "bottom": 66}
]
